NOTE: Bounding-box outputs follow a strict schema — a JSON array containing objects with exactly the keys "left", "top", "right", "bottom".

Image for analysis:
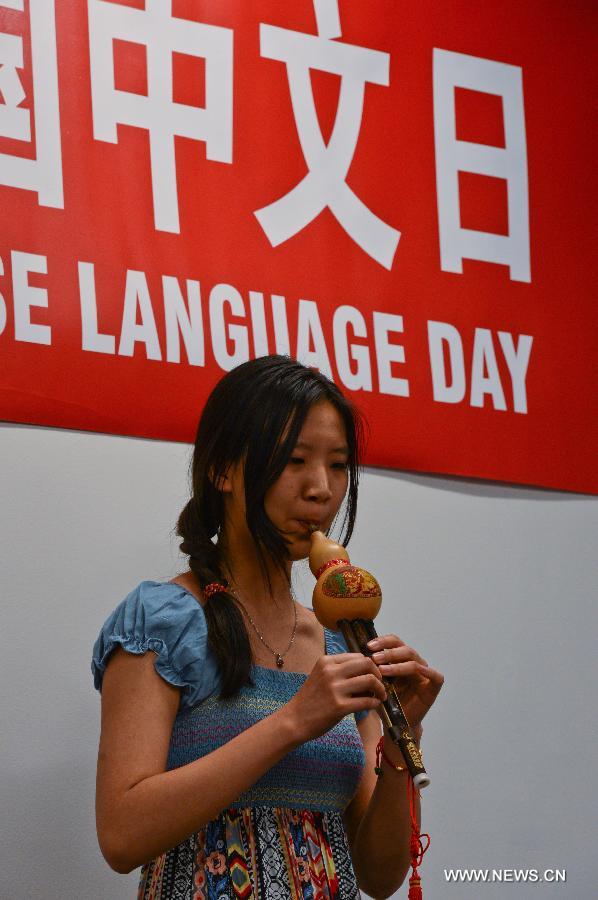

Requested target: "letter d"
[{"left": 427, "top": 321, "right": 466, "bottom": 403}]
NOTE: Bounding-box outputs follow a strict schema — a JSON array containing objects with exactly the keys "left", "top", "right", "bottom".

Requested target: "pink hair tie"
[{"left": 203, "top": 582, "right": 228, "bottom": 601}]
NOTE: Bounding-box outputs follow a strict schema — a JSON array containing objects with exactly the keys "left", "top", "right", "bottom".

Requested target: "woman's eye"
[
  {"left": 289, "top": 457, "right": 305, "bottom": 465},
  {"left": 332, "top": 461, "right": 349, "bottom": 470}
]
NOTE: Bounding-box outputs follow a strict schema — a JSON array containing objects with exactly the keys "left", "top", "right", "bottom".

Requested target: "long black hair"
[{"left": 176, "top": 355, "right": 365, "bottom": 697}]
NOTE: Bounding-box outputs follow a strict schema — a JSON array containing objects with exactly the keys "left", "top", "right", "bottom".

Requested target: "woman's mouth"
[{"left": 296, "top": 519, "right": 321, "bottom": 534}]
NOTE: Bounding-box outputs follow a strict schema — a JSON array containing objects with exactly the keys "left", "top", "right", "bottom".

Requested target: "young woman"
[{"left": 91, "top": 355, "right": 443, "bottom": 899}]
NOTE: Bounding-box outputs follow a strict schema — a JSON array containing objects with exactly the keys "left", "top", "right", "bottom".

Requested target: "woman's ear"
[{"left": 208, "top": 462, "right": 236, "bottom": 493}]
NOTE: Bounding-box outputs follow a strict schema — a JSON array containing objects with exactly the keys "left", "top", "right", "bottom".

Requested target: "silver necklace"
[{"left": 229, "top": 585, "right": 297, "bottom": 668}]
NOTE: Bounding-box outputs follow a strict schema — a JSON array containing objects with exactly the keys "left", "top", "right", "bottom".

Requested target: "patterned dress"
[{"left": 92, "top": 581, "right": 367, "bottom": 899}]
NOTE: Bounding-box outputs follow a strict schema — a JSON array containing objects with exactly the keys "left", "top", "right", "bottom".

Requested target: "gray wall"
[{"left": 1, "top": 422, "right": 596, "bottom": 899}]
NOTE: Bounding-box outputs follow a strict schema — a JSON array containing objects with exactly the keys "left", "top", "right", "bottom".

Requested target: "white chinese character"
[
  {"left": 88, "top": 0, "right": 233, "bottom": 234},
  {"left": 433, "top": 48, "right": 531, "bottom": 283},
  {"left": 255, "top": 0, "right": 400, "bottom": 270},
  {"left": 0, "top": 0, "right": 63, "bottom": 207}
]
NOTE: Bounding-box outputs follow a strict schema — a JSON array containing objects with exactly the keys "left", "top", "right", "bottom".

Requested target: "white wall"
[{"left": 1, "top": 422, "right": 596, "bottom": 899}]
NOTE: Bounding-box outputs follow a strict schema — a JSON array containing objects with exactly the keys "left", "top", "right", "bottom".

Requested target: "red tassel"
[
  {"left": 374, "top": 737, "right": 430, "bottom": 897},
  {"left": 408, "top": 873, "right": 422, "bottom": 900},
  {"left": 407, "top": 775, "right": 430, "bottom": 899}
]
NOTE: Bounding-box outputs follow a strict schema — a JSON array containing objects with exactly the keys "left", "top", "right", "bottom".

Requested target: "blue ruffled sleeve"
[
  {"left": 325, "top": 627, "right": 370, "bottom": 724},
  {"left": 91, "top": 580, "right": 220, "bottom": 710}
]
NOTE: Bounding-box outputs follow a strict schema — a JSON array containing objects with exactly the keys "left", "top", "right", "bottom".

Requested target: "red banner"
[{"left": 1, "top": 1, "right": 596, "bottom": 493}]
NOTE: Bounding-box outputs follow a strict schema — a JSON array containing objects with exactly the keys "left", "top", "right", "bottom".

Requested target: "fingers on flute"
[
  {"left": 367, "top": 633, "right": 405, "bottom": 651},
  {"left": 379, "top": 659, "right": 423, "bottom": 676},
  {"left": 416, "top": 663, "right": 445, "bottom": 688},
  {"left": 372, "top": 644, "right": 426, "bottom": 666}
]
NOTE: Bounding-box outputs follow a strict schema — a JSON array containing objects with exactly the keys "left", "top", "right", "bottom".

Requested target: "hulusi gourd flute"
[{"left": 308, "top": 526, "right": 430, "bottom": 789}]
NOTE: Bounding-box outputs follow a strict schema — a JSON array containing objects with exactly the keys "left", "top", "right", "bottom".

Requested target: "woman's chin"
[{"left": 287, "top": 536, "right": 311, "bottom": 561}]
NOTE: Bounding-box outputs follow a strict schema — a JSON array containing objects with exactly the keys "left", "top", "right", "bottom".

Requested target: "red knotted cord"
[{"left": 375, "top": 736, "right": 430, "bottom": 899}]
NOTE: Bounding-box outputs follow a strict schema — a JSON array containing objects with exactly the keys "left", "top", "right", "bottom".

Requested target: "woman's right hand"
[{"left": 283, "top": 653, "right": 387, "bottom": 742}]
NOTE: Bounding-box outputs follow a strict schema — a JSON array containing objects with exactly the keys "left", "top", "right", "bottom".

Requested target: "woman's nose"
[{"left": 305, "top": 467, "right": 333, "bottom": 502}]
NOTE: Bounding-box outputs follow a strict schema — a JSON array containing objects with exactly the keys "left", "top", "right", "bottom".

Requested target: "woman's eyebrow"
[{"left": 294, "top": 441, "right": 349, "bottom": 454}]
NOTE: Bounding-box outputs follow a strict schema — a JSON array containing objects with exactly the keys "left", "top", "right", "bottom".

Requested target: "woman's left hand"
[{"left": 367, "top": 634, "right": 444, "bottom": 730}]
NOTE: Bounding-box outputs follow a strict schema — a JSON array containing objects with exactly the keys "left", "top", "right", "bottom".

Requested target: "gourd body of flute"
[{"left": 308, "top": 529, "right": 382, "bottom": 630}]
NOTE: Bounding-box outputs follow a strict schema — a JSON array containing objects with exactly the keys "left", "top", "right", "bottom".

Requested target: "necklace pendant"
[{"left": 275, "top": 654, "right": 284, "bottom": 668}]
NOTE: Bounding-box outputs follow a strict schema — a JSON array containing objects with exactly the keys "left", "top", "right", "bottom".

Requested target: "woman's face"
[{"left": 264, "top": 399, "right": 350, "bottom": 560}]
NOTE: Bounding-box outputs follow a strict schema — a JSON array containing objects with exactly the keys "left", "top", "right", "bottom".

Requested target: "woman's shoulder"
[
  {"left": 102, "top": 578, "right": 207, "bottom": 637},
  {"left": 168, "top": 573, "right": 206, "bottom": 607},
  {"left": 91, "top": 578, "right": 218, "bottom": 708}
]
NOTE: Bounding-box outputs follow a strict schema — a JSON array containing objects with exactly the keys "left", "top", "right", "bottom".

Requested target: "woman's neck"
[{"left": 218, "top": 530, "right": 293, "bottom": 610}]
